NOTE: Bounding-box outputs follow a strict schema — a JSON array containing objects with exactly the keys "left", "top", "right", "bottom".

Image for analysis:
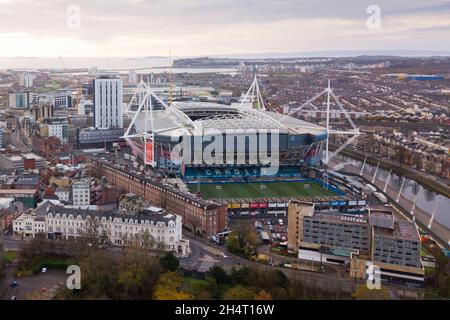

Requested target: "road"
[
  {"left": 9, "top": 118, "right": 32, "bottom": 153},
  {"left": 182, "top": 232, "right": 360, "bottom": 294}
]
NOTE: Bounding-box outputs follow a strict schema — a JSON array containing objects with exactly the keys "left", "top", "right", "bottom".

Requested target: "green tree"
[
  {"left": 230, "top": 266, "right": 252, "bottom": 285},
  {"left": 224, "top": 285, "right": 255, "bottom": 300},
  {"left": 225, "top": 223, "right": 258, "bottom": 257},
  {"left": 153, "top": 272, "right": 193, "bottom": 300},
  {"left": 352, "top": 284, "right": 391, "bottom": 300},
  {"left": 208, "top": 266, "right": 230, "bottom": 285},
  {"left": 160, "top": 252, "right": 179, "bottom": 272},
  {"left": 117, "top": 247, "right": 162, "bottom": 299},
  {"left": 79, "top": 250, "right": 121, "bottom": 299}
]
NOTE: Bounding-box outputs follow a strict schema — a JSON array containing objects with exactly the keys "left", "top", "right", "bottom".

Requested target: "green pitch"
[{"left": 188, "top": 181, "right": 337, "bottom": 200}]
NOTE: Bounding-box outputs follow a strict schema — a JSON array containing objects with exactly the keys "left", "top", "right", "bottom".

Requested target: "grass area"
[
  {"left": 184, "top": 277, "right": 208, "bottom": 288},
  {"left": 188, "top": 181, "right": 337, "bottom": 200},
  {"left": 183, "top": 277, "right": 209, "bottom": 296},
  {"left": 4, "top": 251, "right": 17, "bottom": 263}
]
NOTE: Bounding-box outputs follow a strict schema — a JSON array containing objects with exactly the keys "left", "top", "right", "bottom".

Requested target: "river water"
[
  {"left": 0, "top": 57, "right": 237, "bottom": 74},
  {"left": 336, "top": 155, "right": 450, "bottom": 229}
]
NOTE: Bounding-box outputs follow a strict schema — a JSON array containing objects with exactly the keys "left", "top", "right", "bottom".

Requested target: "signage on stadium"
[{"left": 145, "top": 140, "right": 153, "bottom": 165}]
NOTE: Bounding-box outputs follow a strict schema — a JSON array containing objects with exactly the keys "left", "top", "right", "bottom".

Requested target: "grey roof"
[
  {"left": 35, "top": 201, "right": 177, "bottom": 226},
  {"left": 132, "top": 102, "right": 326, "bottom": 138},
  {"left": 373, "top": 220, "right": 419, "bottom": 241},
  {"left": 16, "top": 175, "right": 40, "bottom": 185}
]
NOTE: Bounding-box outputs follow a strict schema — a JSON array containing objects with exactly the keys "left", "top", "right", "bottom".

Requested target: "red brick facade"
[{"left": 92, "top": 160, "right": 227, "bottom": 238}]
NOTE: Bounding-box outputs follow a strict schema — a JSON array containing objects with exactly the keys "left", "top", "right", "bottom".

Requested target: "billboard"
[{"left": 145, "top": 140, "right": 153, "bottom": 165}]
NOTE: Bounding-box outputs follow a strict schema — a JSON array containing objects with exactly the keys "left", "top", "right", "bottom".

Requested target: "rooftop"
[
  {"left": 34, "top": 201, "right": 178, "bottom": 226},
  {"left": 309, "top": 212, "right": 368, "bottom": 225},
  {"left": 373, "top": 220, "right": 419, "bottom": 241}
]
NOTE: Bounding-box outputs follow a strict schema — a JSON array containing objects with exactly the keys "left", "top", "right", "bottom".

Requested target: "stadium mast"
[
  {"left": 240, "top": 74, "right": 265, "bottom": 110},
  {"left": 288, "top": 80, "right": 362, "bottom": 165}
]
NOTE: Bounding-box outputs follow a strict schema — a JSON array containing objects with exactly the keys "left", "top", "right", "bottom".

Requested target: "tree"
[
  {"left": 230, "top": 266, "right": 252, "bottom": 285},
  {"left": 352, "top": 284, "right": 391, "bottom": 300},
  {"left": 225, "top": 223, "right": 258, "bottom": 257},
  {"left": 0, "top": 224, "right": 5, "bottom": 277},
  {"left": 208, "top": 266, "right": 230, "bottom": 285},
  {"left": 224, "top": 285, "right": 255, "bottom": 300},
  {"left": 160, "top": 252, "right": 179, "bottom": 272},
  {"left": 153, "top": 272, "right": 193, "bottom": 300},
  {"left": 79, "top": 250, "right": 120, "bottom": 299},
  {"left": 117, "top": 247, "right": 162, "bottom": 299},
  {"left": 255, "top": 289, "right": 272, "bottom": 300},
  {"left": 430, "top": 250, "right": 450, "bottom": 298}
]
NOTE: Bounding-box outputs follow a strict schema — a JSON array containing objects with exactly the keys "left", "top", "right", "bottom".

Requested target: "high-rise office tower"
[{"left": 93, "top": 74, "right": 123, "bottom": 129}]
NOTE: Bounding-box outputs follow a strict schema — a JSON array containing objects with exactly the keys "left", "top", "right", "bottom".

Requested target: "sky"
[{"left": 0, "top": 0, "right": 449, "bottom": 57}]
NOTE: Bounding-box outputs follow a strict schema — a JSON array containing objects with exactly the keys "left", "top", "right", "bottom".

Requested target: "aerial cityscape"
[{"left": 0, "top": 0, "right": 449, "bottom": 309}]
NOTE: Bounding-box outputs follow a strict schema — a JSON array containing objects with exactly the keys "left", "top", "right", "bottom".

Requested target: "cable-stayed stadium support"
[
  {"left": 288, "top": 80, "right": 362, "bottom": 164},
  {"left": 123, "top": 80, "right": 202, "bottom": 138},
  {"left": 240, "top": 75, "right": 266, "bottom": 110}
]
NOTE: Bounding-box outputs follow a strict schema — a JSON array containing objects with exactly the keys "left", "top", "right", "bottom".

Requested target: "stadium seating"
[{"left": 183, "top": 165, "right": 303, "bottom": 181}]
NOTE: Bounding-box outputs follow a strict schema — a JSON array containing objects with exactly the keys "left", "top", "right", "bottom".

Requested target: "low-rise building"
[
  {"left": 0, "top": 152, "right": 46, "bottom": 171},
  {"left": 55, "top": 186, "right": 70, "bottom": 203},
  {"left": 13, "top": 202, "right": 190, "bottom": 256}
]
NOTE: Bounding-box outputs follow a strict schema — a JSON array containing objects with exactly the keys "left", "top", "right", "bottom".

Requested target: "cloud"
[{"left": 0, "top": 0, "right": 448, "bottom": 56}]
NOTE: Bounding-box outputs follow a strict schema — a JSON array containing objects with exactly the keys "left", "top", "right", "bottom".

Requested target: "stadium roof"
[{"left": 130, "top": 102, "right": 326, "bottom": 138}]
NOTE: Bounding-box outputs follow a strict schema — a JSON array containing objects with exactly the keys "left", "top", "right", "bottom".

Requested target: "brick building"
[{"left": 92, "top": 159, "right": 227, "bottom": 238}]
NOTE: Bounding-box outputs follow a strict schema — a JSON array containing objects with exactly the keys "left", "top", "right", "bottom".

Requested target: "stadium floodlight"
[{"left": 288, "top": 80, "right": 362, "bottom": 164}]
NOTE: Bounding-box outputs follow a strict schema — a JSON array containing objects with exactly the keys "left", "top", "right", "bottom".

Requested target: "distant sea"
[{"left": 0, "top": 57, "right": 237, "bottom": 74}]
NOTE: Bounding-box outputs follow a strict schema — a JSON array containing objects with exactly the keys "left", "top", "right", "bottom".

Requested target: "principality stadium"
[{"left": 122, "top": 78, "right": 362, "bottom": 217}]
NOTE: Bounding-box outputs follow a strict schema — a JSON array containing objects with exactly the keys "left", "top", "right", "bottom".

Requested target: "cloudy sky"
[{"left": 0, "top": 0, "right": 449, "bottom": 57}]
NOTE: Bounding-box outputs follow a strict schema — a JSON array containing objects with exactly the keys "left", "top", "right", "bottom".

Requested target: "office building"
[
  {"left": 43, "top": 118, "right": 69, "bottom": 144},
  {"left": 19, "top": 73, "right": 35, "bottom": 88},
  {"left": 93, "top": 74, "right": 123, "bottom": 129},
  {"left": 71, "top": 178, "right": 91, "bottom": 207}
]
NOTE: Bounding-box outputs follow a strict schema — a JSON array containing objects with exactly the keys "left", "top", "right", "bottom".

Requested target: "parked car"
[{"left": 10, "top": 281, "right": 18, "bottom": 288}]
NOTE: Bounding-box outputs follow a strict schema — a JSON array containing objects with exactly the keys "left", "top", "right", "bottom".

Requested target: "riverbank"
[
  {"left": 329, "top": 158, "right": 450, "bottom": 249},
  {"left": 331, "top": 145, "right": 450, "bottom": 199}
]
